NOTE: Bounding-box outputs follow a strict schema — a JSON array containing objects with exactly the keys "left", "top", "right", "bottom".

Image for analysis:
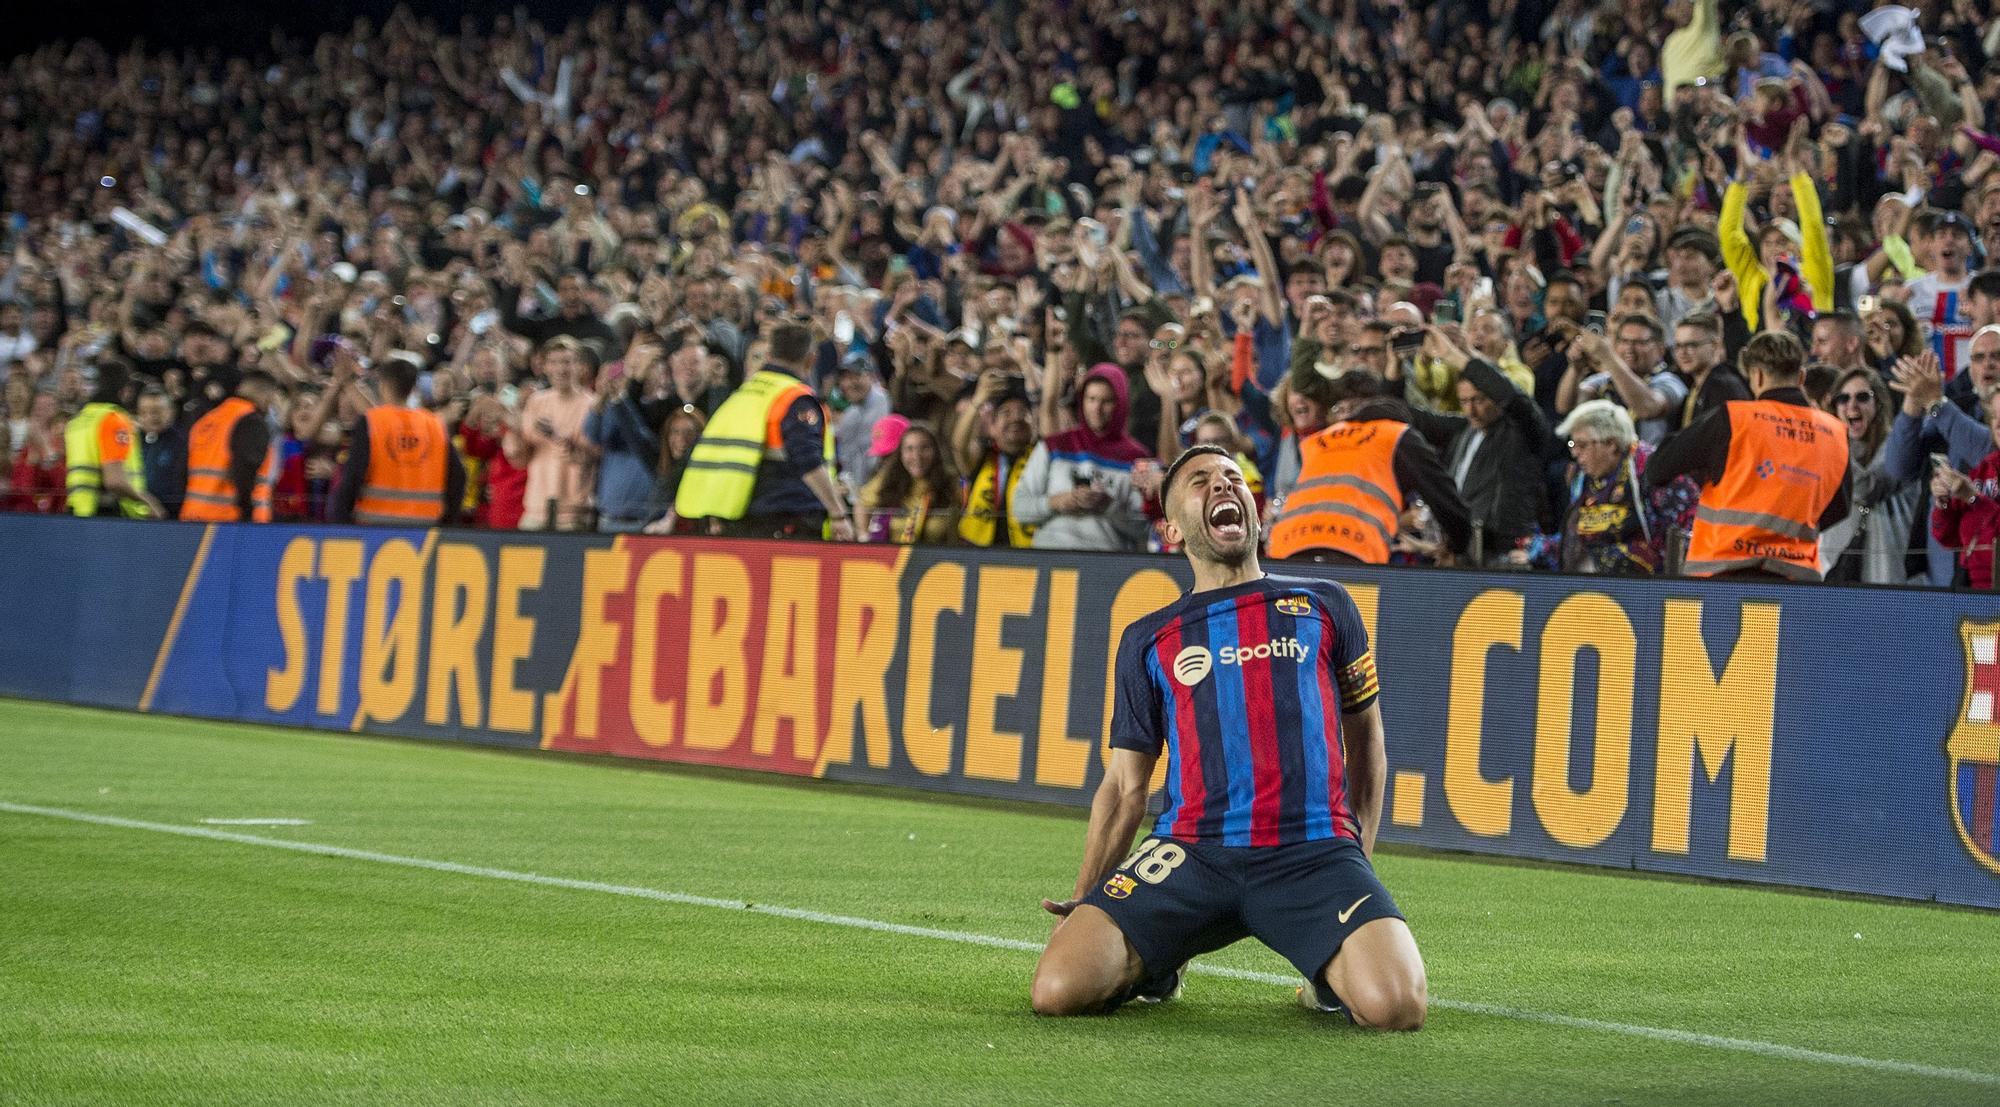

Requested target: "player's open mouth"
[{"left": 1207, "top": 498, "right": 1245, "bottom": 540}]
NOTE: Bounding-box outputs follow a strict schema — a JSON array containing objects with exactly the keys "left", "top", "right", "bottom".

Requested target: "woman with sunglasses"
[
  {"left": 1517, "top": 399, "right": 1697, "bottom": 574},
  {"left": 1817, "top": 367, "right": 1921, "bottom": 583}
]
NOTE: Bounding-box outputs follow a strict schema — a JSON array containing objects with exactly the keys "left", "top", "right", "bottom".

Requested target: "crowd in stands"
[{"left": 6, "top": 0, "right": 2000, "bottom": 585}]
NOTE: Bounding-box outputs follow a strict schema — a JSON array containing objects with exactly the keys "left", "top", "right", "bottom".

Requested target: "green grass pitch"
[{"left": 1, "top": 698, "right": 1995, "bottom": 1105}]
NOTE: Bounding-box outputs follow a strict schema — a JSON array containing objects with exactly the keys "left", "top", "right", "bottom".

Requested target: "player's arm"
[
  {"left": 1326, "top": 585, "right": 1386, "bottom": 856},
  {"left": 1043, "top": 748, "right": 1157, "bottom": 916},
  {"left": 1341, "top": 702, "right": 1387, "bottom": 859}
]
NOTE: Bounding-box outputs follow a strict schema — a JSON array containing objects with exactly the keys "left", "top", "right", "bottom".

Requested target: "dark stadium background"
[{"left": 13, "top": 0, "right": 622, "bottom": 56}]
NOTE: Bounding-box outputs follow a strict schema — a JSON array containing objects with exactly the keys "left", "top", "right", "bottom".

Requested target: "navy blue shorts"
[{"left": 1078, "top": 834, "right": 1402, "bottom": 995}]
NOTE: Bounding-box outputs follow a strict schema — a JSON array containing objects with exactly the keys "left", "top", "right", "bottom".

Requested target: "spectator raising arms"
[{"left": 1, "top": 0, "right": 1998, "bottom": 587}]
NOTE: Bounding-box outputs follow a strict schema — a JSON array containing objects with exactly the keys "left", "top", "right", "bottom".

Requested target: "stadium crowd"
[{"left": 5, "top": 0, "right": 2000, "bottom": 584}]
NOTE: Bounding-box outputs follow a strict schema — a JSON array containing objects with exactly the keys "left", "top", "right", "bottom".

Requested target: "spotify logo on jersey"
[
  {"left": 1172, "top": 638, "right": 1309, "bottom": 686},
  {"left": 1173, "top": 646, "right": 1213, "bottom": 686}
]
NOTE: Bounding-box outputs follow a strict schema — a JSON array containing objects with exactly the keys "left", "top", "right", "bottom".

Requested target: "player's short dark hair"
[
  {"left": 1161, "top": 444, "right": 1233, "bottom": 507},
  {"left": 1970, "top": 269, "right": 2000, "bottom": 301},
  {"left": 1814, "top": 309, "right": 1861, "bottom": 336}
]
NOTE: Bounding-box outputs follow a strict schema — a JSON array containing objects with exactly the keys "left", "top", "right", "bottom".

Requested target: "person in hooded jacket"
[{"left": 1013, "top": 363, "right": 1154, "bottom": 551}]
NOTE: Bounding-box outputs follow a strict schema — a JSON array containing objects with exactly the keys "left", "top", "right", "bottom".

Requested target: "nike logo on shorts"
[{"left": 1337, "top": 894, "right": 1372, "bottom": 924}]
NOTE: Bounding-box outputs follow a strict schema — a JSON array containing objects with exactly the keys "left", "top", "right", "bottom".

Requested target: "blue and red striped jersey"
[{"left": 1109, "top": 574, "right": 1380, "bottom": 847}]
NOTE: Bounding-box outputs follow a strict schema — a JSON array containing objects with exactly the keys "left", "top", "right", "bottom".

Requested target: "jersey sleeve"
[
  {"left": 98, "top": 412, "right": 135, "bottom": 466},
  {"left": 1319, "top": 584, "right": 1380, "bottom": 714},
  {"left": 1107, "top": 619, "right": 1167, "bottom": 755}
]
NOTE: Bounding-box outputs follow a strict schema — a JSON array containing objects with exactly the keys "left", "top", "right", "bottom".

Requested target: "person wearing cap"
[
  {"left": 1659, "top": 227, "right": 1723, "bottom": 335},
  {"left": 673, "top": 320, "right": 852, "bottom": 541},
  {"left": 1905, "top": 211, "right": 1981, "bottom": 377},
  {"left": 175, "top": 320, "right": 237, "bottom": 427},
  {"left": 1648, "top": 330, "right": 1851, "bottom": 582},
  {"left": 853, "top": 419, "right": 961, "bottom": 545},
  {"left": 1717, "top": 122, "right": 1834, "bottom": 334},
  {"left": 956, "top": 377, "right": 1041, "bottom": 548},
  {"left": 832, "top": 350, "right": 891, "bottom": 493},
  {"left": 890, "top": 326, "right": 978, "bottom": 432}
]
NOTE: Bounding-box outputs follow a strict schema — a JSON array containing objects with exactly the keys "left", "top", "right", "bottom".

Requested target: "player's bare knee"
[
  {"left": 1345, "top": 976, "right": 1427, "bottom": 1031},
  {"left": 1030, "top": 973, "right": 1104, "bottom": 1017}
]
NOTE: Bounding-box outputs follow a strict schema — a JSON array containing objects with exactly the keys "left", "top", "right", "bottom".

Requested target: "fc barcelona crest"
[
  {"left": 1276, "top": 595, "right": 1311, "bottom": 617},
  {"left": 1948, "top": 620, "right": 2000, "bottom": 876}
]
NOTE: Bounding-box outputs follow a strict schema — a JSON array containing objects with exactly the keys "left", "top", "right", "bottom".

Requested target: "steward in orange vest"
[
  {"left": 332, "top": 355, "right": 465, "bottom": 527},
  {"left": 1267, "top": 372, "right": 1472, "bottom": 564},
  {"left": 179, "top": 372, "right": 280, "bottom": 523},
  {"left": 1647, "top": 331, "right": 1851, "bottom": 581}
]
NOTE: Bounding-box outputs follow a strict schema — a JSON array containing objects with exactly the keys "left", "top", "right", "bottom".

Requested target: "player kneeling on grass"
[{"left": 1031, "top": 445, "right": 1426, "bottom": 1028}]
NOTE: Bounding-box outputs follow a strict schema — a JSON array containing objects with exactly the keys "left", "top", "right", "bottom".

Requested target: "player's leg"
[
  {"left": 1241, "top": 837, "right": 1426, "bottom": 1031},
  {"left": 1320, "top": 916, "right": 1426, "bottom": 1030},
  {"left": 1029, "top": 905, "right": 1146, "bottom": 1016},
  {"left": 1031, "top": 838, "right": 1244, "bottom": 1016}
]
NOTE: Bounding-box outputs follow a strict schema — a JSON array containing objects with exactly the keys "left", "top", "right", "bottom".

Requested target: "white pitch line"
[
  {"left": 3, "top": 799, "right": 1994, "bottom": 1090},
  {"left": 199, "top": 818, "right": 314, "bottom": 826}
]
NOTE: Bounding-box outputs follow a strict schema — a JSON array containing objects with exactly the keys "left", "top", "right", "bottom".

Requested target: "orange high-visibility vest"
[
  {"left": 352, "top": 404, "right": 449, "bottom": 525},
  {"left": 1683, "top": 399, "right": 1848, "bottom": 580},
  {"left": 1267, "top": 418, "right": 1407, "bottom": 563},
  {"left": 179, "top": 397, "right": 277, "bottom": 522}
]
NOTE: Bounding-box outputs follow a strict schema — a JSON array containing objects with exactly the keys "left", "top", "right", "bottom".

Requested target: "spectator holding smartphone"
[{"left": 1014, "top": 364, "right": 1152, "bottom": 552}]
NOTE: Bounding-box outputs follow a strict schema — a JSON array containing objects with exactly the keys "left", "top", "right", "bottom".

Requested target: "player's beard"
[{"left": 1182, "top": 508, "right": 1260, "bottom": 568}]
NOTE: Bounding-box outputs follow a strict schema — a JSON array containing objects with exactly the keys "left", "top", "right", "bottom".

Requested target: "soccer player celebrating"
[{"left": 1030, "top": 444, "right": 1426, "bottom": 1029}]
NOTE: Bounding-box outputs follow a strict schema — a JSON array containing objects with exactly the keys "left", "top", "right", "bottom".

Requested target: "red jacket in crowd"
[
  {"left": 461, "top": 423, "right": 527, "bottom": 530},
  {"left": 1933, "top": 451, "right": 2000, "bottom": 590},
  {"left": 6, "top": 437, "right": 65, "bottom": 514}
]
